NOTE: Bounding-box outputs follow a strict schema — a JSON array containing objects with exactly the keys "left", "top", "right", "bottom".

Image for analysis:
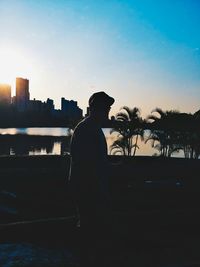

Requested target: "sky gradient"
[{"left": 0, "top": 0, "right": 200, "bottom": 116}]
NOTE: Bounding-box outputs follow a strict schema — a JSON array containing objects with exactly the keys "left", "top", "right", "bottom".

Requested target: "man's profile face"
[{"left": 98, "top": 105, "right": 111, "bottom": 121}]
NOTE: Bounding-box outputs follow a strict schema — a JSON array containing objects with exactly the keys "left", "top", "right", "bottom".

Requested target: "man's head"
[{"left": 88, "top": 91, "right": 115, "bottom": 123}]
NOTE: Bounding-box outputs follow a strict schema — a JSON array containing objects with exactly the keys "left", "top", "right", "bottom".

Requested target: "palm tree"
[
  {"left": 145, "top": 108, "right": 183, "bottom": 157},
  {"left": 145, "top": 108, "right": 200, "bottom": 158},
  {"left": 192, "top": 110, "right": 200, "bottom": 159},
  {"left": 110, "top": 136, "right": 128, "bottom": 156},
  {"left": 173, "top": 111, "right": 199, "bottom": 159},
  {"left": 110, "top": 106, "right": 144, "bottom": 156}
]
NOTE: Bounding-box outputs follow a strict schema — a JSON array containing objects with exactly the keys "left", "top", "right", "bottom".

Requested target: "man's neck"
[{"left": 88, "top": 115, "right": 102, "bottom": 127}]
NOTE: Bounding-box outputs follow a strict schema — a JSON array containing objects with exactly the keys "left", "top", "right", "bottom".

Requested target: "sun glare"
[{"left": 0, "top": 45, "right": 34, "bottom": 94}]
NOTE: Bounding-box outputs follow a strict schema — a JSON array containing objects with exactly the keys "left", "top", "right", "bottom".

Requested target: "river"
[{"left": 0, "top": 127, "right": 184, "bottom": 157}]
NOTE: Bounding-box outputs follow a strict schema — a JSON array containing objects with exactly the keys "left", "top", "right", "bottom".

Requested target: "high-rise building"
[
  {"left": 28, "top": 98, "right": 43, "bottom": 112},
  {"left": 46, "top": 98, "right": 54, "bottom": 113},
  {"left": 16, "top": 77, "right": 30, "bottom": 111},
  {"left": 61, "top": 97, "right": 83, "bottom": 120},
  {"left": 0, "top": 84, "right": 11, "bottom": 106}
]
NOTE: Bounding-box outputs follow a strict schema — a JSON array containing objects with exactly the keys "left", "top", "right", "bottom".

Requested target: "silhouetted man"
[{"left": 69, "top": 91, "right": 115, "bottom": 266}]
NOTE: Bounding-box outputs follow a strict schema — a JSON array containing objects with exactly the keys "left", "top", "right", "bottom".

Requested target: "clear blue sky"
[{"left": 0, "top": 0, "right": 200, "bottom": 116}]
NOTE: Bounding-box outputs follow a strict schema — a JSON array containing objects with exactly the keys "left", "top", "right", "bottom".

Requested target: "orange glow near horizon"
[{"left": 0, "top": 44, "right": 35, "bottom": 95}]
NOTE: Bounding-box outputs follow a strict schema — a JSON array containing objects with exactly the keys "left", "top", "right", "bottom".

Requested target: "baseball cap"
[{"left": 89, "top": 91, "right": 115, "bottom": 108}]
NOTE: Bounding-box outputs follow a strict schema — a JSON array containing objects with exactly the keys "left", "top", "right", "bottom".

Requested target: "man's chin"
[{"left": 99, "top": 118, "right": 109, "bottom": 126}]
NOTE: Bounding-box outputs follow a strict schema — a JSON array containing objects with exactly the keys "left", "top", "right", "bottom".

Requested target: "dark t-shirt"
[{"left": 69, "top": 116, "right": 110, "bottom": 203}]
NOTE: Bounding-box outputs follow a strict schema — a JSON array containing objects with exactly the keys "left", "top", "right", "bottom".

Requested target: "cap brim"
[
  {"left": 89, "top": 92, "right": 115, "bottom": 107},
  {"left": 107, "top": 96, "right": 115, "bottom": 106}
]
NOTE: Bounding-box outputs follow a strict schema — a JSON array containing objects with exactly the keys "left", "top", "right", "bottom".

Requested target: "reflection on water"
[
  {"left": 0, "top": 135, "right": 71, "bottom": 156},
  {"left": 0, "top": 128, "right": 72, "bottom": 156},
  {"left": 0, "top": 128, "right": 118, "bottom": 156},
  {"left": 0, "top": 127, "right": 182, "bottom": 157},
  {"left": 0, "top": 127, "right": 71, "bottom": 136}
]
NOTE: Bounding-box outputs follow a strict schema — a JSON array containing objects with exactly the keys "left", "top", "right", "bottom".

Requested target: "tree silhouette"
[
  {"left": 110, "top": 106, "right": 144, "bottom": 156},
  {"left": 145, "top": 108, "right": 200, "bottom": 158},
  {"left": 145, "top": 108, "right": 183, "bottom": 157},
  {"left": 191, "top": 109, "right": 200, "bottom": 159}
]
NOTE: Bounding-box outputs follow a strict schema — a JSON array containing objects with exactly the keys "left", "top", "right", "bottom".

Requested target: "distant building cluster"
[{"left": 0, "top": 77, "right": 83, "bottom": 122}]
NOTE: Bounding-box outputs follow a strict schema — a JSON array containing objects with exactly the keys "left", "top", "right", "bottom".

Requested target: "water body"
[
  {"left": 0, "top": 127, "right": 70, "bottom": 136},
  {"left": 0, "top": 128, "right": 71, "bottom": 156},
  {"left": 0, "top": 127, "right": 183, "bottom": 157}
]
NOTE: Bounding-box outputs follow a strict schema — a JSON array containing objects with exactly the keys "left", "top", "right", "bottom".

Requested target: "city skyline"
[
  {"left": 0, "top": 77, "right": 82, "bottom": 114},
  {"left": 0, "top": 77, "right": 83, "bottom": 127},
  {"left": 0, "top": 1, "right": 200, "bottom": 116}
]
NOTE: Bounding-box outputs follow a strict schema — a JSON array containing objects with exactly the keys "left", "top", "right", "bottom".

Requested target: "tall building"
[
  {"left": 28, "top": 98, "right": 43, "bottom": 112},
  {"left": 46, "top": 98, "right": 54, "bottom": 113},
  {"left": 16, "top": 77, "right": 30, "bottom": 111},
  {"left": 0, "top": 84, "right": 11, "bottom": 106},
  {"left": 61, "top": 97, "right": 83, "bottom": 120}
]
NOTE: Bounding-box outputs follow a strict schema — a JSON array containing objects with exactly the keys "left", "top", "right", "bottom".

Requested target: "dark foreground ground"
[
  {"left": 1, "top": 212, "right": 200, "bottom": 267},
  {"left": 0, "top": 155, "right": 200, "bottom": 266}
]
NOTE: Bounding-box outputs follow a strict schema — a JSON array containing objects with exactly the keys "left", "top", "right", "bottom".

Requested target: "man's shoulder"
[
  {"left": 74, "top": 117, "right": 89, "bottom": 130},
  {"left": 73, "top": 117, "right": 101, "bottom": 140},
  {"left": 73, "top": 117, "right": 93, "bottom": 134}
]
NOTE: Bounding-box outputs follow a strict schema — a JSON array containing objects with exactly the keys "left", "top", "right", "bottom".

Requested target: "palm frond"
[
  {"left": 131, "top": 144, "right": 139, "bottom": 149},
  {"left": 146, "top": 115, "right": 160, "bottom": 122},
  {"left": 112, "top": 150, "right": 123, "bottom": 155},
  {"left": 116, "top": 112, "right": 129, "bottom": 122},
  {"left": 151, "top": 107, "right": 164, "bottom": 117}
]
